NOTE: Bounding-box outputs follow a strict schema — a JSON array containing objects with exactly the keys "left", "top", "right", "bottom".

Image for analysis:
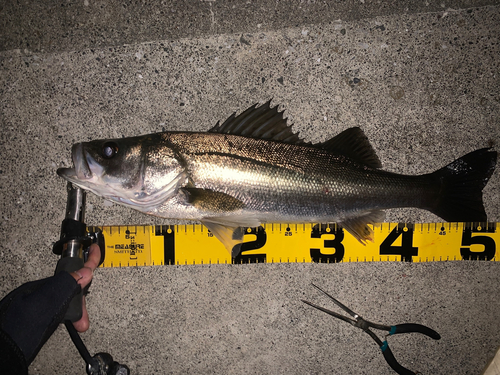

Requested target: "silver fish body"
[
  {"left": 57, "top": 101, "right": 497, "bottom": 255},
  {"left": 146, "top": 132, "right": 434, "bottom": 221}
]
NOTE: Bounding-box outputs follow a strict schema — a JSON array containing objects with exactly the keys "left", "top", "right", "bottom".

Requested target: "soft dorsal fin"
[
  {"left": 319, "top": 127, "right": 382, "bottom": 169},
  {"left": 209, "top": 100, "right": 305, "bottom": 144}
]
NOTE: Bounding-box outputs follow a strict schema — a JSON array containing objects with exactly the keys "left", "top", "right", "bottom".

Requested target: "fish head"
[{"left": 57, "top": 134, "right": 187, "bottom": 211}]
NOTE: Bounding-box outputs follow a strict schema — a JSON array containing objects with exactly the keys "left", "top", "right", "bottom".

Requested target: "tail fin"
[{"left": 430, "top": 148, "right": 497, "bottom": 222}]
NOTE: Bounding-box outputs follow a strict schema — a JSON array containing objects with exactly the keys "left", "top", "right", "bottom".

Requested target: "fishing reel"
[
  {"left": 87, "top": 353, "right": 130, "bottom": 375},
  {"left": 53, "top": 183, "right": 130, "bottom": 375}
]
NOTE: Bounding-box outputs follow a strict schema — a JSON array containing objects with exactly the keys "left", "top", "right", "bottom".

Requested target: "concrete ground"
[{"left": 1, "top": 1, "right": 500, "bottom": 374}]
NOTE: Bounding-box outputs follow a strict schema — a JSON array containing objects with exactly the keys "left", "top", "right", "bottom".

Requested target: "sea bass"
[{"left": 57, "top": 101, "right": 497, "bottom": 256}]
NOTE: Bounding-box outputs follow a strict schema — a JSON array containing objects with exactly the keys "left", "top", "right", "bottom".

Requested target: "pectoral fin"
[
  {"left": 182, "top": 188, "right": 246, "bottom": 213},
  {"left": 340, "top": 210, "right": 386, "bottom": 244}
]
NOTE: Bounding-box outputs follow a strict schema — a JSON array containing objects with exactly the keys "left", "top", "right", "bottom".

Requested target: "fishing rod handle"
[
  {"left": 54, "top": 183, "right": 87, "bottom": 322},
  {"left": 390, "top": 323, "right": 441, "bottom": 340},
  {"left": 380, "top": 341, "right": 416, "bottom": 375}
]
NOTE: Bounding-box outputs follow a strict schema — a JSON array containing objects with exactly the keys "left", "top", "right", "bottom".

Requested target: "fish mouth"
[{"left": 57, "top": 143, "right": 92, "bottom": 180}]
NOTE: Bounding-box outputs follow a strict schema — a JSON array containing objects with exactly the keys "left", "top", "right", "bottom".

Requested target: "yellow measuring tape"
[{"left": 88, "top": 222, "right": 499, "bottom": 267}]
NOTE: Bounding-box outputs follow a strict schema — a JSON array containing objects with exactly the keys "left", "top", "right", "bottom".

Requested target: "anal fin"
[{"left": 340, "top": 210, "right": 386, "bottom": 244}]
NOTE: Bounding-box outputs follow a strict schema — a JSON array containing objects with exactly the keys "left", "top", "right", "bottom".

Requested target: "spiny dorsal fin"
[
  {"left": 319, "top": 127, "right": 382, "bottom": 169},
  {"left": 209, "top": 100, "right": 305, "bottom": 144}
]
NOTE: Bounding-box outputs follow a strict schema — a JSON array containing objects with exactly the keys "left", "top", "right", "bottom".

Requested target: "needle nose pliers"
[{"left": 301, "top": 284, "right": 441, "bottom": 375}]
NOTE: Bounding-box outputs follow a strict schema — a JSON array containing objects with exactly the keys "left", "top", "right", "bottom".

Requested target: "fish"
[{"left": 57, "top": 101, "right": 497, "bottom": 257}]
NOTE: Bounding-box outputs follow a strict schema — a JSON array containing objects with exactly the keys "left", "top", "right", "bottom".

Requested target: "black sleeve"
[
  {"left": 0, "top": 329, "right": 28, "bottom": 375},
  {"left": 0, "top": 271, "right": 82, "bottom": 371},
  {"left": 0, "top": 328, "right": 28, "bottom": 375}
]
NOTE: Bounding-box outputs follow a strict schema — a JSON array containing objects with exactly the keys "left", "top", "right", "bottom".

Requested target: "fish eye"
[{"left": 102, "top": 142, "right": 119, "bottom": 159}]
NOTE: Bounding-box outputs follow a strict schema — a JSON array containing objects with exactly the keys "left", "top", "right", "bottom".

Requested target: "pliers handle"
[
  {"left": 366, "top": 323, "right": 440, "bottom": 375},
  {"left": 302, "top": 284, "right": 441, "bottom": 375}
]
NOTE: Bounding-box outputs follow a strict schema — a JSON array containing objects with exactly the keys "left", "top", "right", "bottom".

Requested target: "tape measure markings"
[{"left": 86, "top": 222, "right": 499, "bottom": 268}]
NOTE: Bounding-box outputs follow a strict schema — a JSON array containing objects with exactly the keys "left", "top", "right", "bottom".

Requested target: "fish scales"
[{"left": 163, "top": 132, "right": 434, "bottom": 221}]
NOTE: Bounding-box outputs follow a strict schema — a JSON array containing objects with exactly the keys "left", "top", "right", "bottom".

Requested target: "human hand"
[
  {"left": 70, "top": 243, "right": 101, "bottom": 332},
  {"left": 0, "top": 243, "right": 102, "bottom": 369}
]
